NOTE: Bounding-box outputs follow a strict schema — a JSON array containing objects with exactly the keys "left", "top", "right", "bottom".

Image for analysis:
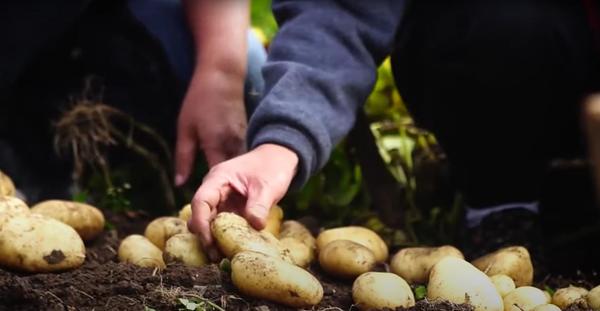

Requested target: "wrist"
[{"left": 253, "top": 144, "right": 299, "bottom": 175}]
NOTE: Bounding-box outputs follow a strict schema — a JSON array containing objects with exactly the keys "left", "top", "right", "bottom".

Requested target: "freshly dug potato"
[
  {"left": 211, "top": 212, "right": 292, "bottom": 262},
  {"left": 163, "top": 233, "right": 208, "bottom": 267},
  {"left": 352, "top": 272, "right": 415, "bottom": 310},
  {"left": 472, "top": 246, "right": 534, "bottom": 287},
  {"left": 0, "top": 213, "right": 85, "bottom": 272},
  {"left": 260, "top": 205, "right": 283, "bottom": 237},
  {"left": 316, "top": 226, "right": 389, "bottom": 262},
  {"left": 279, "top": 220, "right": 316, "bottom": 267},
  {"left": 178, "top": 203, "right": 192, "bottom": 222},
  {"left": 588, "top": 285, "right": 600, "bottom": 311},
  {"left": 390, "top": 245, "right": 464, "bottom": 284},
  {"left": 428, "top": 257, "right": 503, "bottom": 311},
  {"left": 503, "top": 286, "right": 548, "bottom": 311},
  {"left": 552, "top": 285, "right": 589, "bottom": 309},
  {"left": 0, "top": 196, "right": 29, "bottom": 216},
  {"left": 231, "top": 251, "right": 323, "bottom": 308},
  {"left": 319, "top": 240, "right": 376, "bottom": 279},
  {"left": 31, "top": 200, "right": 105, "bottom": 241},
  {"left": 144, "top": 217, "right": 189, "bottom": 250},
  {"left": 0, "top": 170, "right": 16, "bottom": 197},
  {"left": 531, "top": 304, "right": 561, "bottom": 311},
  {"left": 280, "top": 237, "right": 313, "bottom": 267},
  {"left": 544, "top": 291, "right": 552, "bottom": 304},
  {"left": 491, "top": 274, "right": 517, "bottom": 297},
  {"left": 118, "top": 234, "right": 165, "bottom": 269}
]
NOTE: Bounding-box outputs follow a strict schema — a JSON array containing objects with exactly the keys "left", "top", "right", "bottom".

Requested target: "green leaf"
[
  {"left": 219, "top": 259, "right": 231, "bottom": 273},
  {"left": 544, "top": 285, "right": 556, "bottom": 297},
  {"left": 178, "top": 298, "right": 200, "bottom": 311},
  {"left": 414, "top": 285, "right": 427, "bottom": 300},
  {"left": 72, "top": 191, "right": 88, "bottom": 203},
  {"left": 144, "top": 307, "right": 157, "bottom": 311}
]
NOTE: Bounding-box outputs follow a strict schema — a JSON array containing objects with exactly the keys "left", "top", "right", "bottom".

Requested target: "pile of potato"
[{"left": 0, "top": 169, "right": 105, "bottom": 273}]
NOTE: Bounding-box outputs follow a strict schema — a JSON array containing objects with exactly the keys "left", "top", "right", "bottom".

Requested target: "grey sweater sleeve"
[{"left": 247, "top": 0, "right": 407, "bottom": 189}]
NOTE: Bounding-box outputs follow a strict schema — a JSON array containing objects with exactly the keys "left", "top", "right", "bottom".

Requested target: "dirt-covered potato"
[
  {"left": 144, "top": 217, "right": 189, "bottom": 250},
  {"left": 428, "top": 257, "right": 503, "bottom": 311},
  {"left": 491, "top": 274, "right": 517, "bottom": 297},
  {"left": 0, "top": 196, "right": 29, "bottom": 216},
  {"left": 279, "top": 220, "right": 316, "bottom": 267},
  {"left": 552, "top": 285, "right": 589, "bottom": 309},
  {"left": 163, "top": 233, "right": 208, "bottom": 267},
  {"left": 352, "top": 272, "right": 415, "bottom": 310},
  {"left": 261, "top": 205, "right": 283, "bottom": 237},
  {"left": 503, "top": 286, "right": 548, "bottom": 311},
  {"left": 390, "top": 245, "right": 464, "bottom": 284},
  {"left": 231, "top": 251, "right": 323, "bottom": 308},
  {"left": 588, "top": 285, "right": 600, "bottom": 311},
  {"left": 31, "top": 200, "right": 105, "bottom": 241},
  {"left": 211, "top": 212, "right": 292, "bottom": 262},
  {"left": 178, "top": 203, "right": 192, "bottom": 222},
  {"left": 0, "top": 170, "right": 16, "bottom": 197},
  {"left": 532, "top": 304, "right": 561, "bottom": 311},
  {"left": 319, "top": 240, "right": 376, "bottom": 279},
  {"left": 316, "top": 226, "right": 389, "bottom": 262},
  {"left": 472, "top": 246, "right": 534, "bottom": 287},
  {"left": 118, "top": 234, "right": 165, "bottom": 269},
  {"left": 0, "top": 213, "right": 85, "bottom": 272}
]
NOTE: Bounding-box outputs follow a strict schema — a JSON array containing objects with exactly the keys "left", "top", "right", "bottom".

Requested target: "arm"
[
  {"left": 189, "top": 0, "right": 408, "bottom": 249},
  {"left": 175, "top": 0, "right": 250, "bottom": 186}
]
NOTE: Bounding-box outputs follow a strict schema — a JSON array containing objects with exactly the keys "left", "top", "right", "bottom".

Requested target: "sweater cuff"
[{"left": 249, "top": 124, "right": 318, "bottom": 191}]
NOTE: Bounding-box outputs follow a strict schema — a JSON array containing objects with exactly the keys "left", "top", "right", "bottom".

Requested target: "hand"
[
  {"left": 187, "top": 144, "right": 298, "bottom": 252},
  {"left": 175, "top": 69, "right": 247, "bottom": 186}
]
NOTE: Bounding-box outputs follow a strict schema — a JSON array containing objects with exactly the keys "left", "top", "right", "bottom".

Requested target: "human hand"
[
  {"left": 187, "top": 144, "right": 298, "bottom": 254},
  {"left": 175, "top": 69, "right": 247, "bottom": 186}
]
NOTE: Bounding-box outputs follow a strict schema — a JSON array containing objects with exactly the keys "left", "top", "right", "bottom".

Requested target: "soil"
[{"left": 0, "top": 209, "right": 597, "bottom": 311}]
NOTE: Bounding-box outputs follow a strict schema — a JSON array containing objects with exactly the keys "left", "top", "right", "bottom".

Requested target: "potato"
[
  {"left": 178, "top": 203, "right": 192, "bottom": 222},
  {"left": 503, "top": 286, "right": 548, "bottom": 311},
  {"left": 0, "top": 170, "right": 16, "bottom": 197},
  {"left": 118, "top": 234, "right": 165, "bottom": 269},
  {"left": 552, "top": 285, "right": 589, "bottom": 309},
  {"left": 0, "top": 196, "right": 29, "bottom": 216},
  {"left": 588, "top": 285, "right": 600, "bottom": 311},
  {"left": 144, "top": 217, "right": 189, "bottom": 250},
  {"left": 261, "top": 205, "right": 283, "bottom": 237},
  {"left": 211, "top": 212, "right": 292, "bottom": 262},
  {"left": 391, "top": 245, "right": 464, "bottom": 284},
  {"left": 31, "top": 200, "right": 105, "bottom": 241},
  {"left": 491, "top": 274, "right": 517, "bottom": 297},
  {"left": 279, "top": 220, "right": 316, "bottom": 267},
  {"left": 531, "top": 304, "right": 561, "bottom": 311},
  {"left": 352, "top": 272, "right": 415, "bottom": 310},
  {"left": 319, "top": 240, "right": 376, "bottom": 279},
  {"left": 231, "top": 251, "right": 323, "bottom": 308},
  {"left": 316, "top": 226, "right": 389, "bottom": 262},
  {"left": 428, "top": 257, "right": 503, "bottom": 311},
  {"left": 472, "top": 246, "right": 534, "bottom": 287},
  {"left": 0, "top": 213, "right": 85, "bottom": 272},
  {"left": 544, "top": 291, "right": 552, "bottom": 304},
  {"left": 163, "top": 233, "right": 208, "bottom": 267}
]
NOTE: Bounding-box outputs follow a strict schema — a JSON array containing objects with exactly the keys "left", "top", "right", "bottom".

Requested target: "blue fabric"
[{"left": 126, "top": 0, "right": 266, "bottom": 110}]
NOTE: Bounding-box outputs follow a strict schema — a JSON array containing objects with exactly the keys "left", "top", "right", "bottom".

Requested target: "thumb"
[
  {"left": 175, "top": 124, "right": 197, "bottom": 186},
  {"left": 244, "top": 182, "right": 274, "bottom": 230}
]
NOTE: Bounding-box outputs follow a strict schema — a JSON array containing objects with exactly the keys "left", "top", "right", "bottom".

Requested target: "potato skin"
[
  {"left": 231, "top": 251, "right": 323, "bottom": 308},
  {"left": 144, "top": 217, "right": 189, "bottom": 250},
  {"left": 178, "top": 204, "right": 192, "bottom": 222},
  {"left": 319, "top": 240, "right": 376, "bottom": 279},
  {"left": 552, "top": 286, "right": 589, "bottom": 310},
  {"left": 503, "top": 286, "right": 548, "bottom": 311},
  {"left": 428, "top": 257, "right": 503, "bottom": 311},
  {"left": 588, "top": 285, "right": 600, "bottom": 311},
  {"left": 0, "top": 213, "right": 86, "bottom": 272},
  {"left": 0, "top": 196, "right": 29, "bottom": 216},
  {"left": 0, "top": 171, "right": 16, "bottom": 197},
  {"left": 352, "top": 272, "right": 415, "bottom": 310},
  {"left": 532, "top": 304, "right": 562, "bottom": 311},
  {"left": 163, "top": 233, "right": 208, "bottom": 267},
  {"left": 118, "top": 234, "right": 165, "bottom": 269},
  {"left": 279, "top": 220, "right": 316, "bottom": 267},
  {"left": 280, "top": 237, "right": 313, "bottom": 268},
  {"left": 491, "top": 274, "right": 516, "bottom": 297},
  {"left": 31, "top": 200, "right": 105, "bottom": 241},
  {"left": 211, "top": 212, "right": 292, "bottom": 262},
  {"left": 391, "top": 245, "right": 464, "bottom": 284},
  {"left": 260, "top": 205, "right": 283, "bottom": 237},
  {"left": 316, "top": 226, "right": 389, "bottom": 262},
  {"left": 472, "top": 246, "right": 534, "bottom": 287}
]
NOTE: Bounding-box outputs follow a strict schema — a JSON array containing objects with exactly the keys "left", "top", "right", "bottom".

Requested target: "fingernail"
[{"left": 175, "top": 174, "right": 185, "bottom": 186}]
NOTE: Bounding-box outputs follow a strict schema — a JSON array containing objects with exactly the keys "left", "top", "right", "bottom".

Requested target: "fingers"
[
  {"left": 175, "top": 122, "right": 197, "bottom": 186},
  {"left": 188, "top": 176, "right": 225, "bottom": 248},
  {"left": 244, "top": 181, "right": 275, "bottom": 230}
]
